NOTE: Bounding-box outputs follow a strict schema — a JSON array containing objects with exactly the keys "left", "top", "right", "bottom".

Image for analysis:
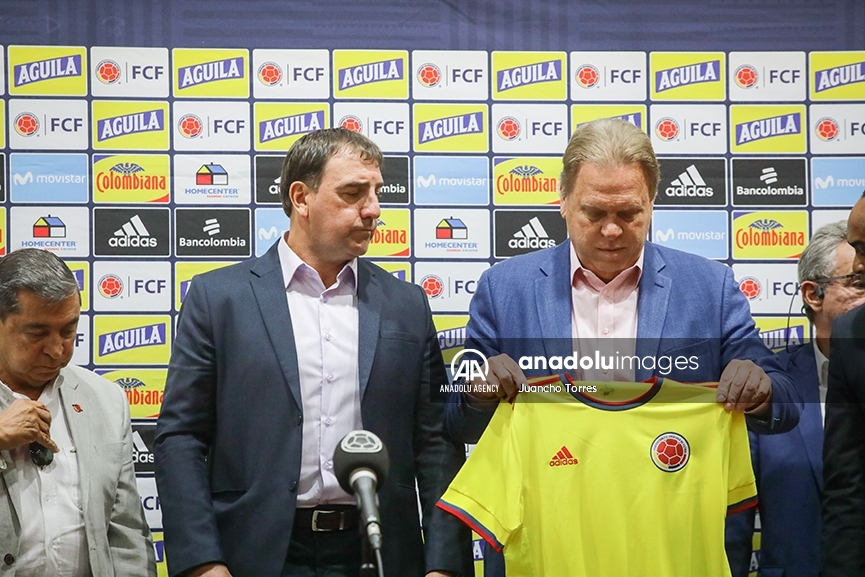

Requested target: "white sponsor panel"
[
  {"left": 491, "top": 104, "right": 568, "bottom": 154},
  {"left": 728, "top": 52, "right": 806, "bottom": 102},
  {"left": 414, "top": 209, "right": 491, "bottom": 259},
  {"left": 93, "top": 261, "right": 172, "bottom": 312},
  {"left": 411, "top": 50, "right": 488, "bottom": 101},
  {"left": 733, "top": 263, "right": 800, "bottom": 314},
  {"left": 136, "top": 476, "right": 162, "bottom": 530},
  {"left": 649, "top": 104, "right": 727, "bottom": 154},
  {"left": 809, "top": 104, "right": 865, "bottom": 155},
  {"left": 332, "top": 103, "right": 410, "bottom": 152},
  {"left": 8, "top": 99, "right": 88, "bottom": 150},
  {"left": 415, "top": 262, "right": 490, "bottom": 313},
  {"left": 11, "top": 206, "right": 90, "bottom": 256},
  {"left": 90, "top": 47, "right": 169, "bottom": 97},
  {"left": 569, "top": 52, "right": 647, "bottom": 101},
  {"left": 173, "top": 154, "right": 251, "bottom": 204},
  {"left": 72, "top": 314, "right": 90, "bottom": 367},
  {"left": 252, "top": 49, "right": 330, "bottom": 99},
  {"left": 172, "top": 101, "right": 250, "bottom": 152},
  {"left": 810, "top": 210, "right": 852, "bottom": 234}
]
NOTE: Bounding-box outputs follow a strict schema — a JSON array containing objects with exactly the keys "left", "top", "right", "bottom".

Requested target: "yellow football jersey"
[{"left": 439, "top": 376, "right": 756, "bottom": 577}]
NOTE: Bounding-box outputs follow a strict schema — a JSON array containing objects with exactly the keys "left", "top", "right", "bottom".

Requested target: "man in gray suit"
[{"left": 0, "top": 248, "right": 154, "bottom": 577}]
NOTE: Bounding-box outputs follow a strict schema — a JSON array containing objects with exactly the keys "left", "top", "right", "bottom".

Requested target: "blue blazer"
[
  {"left": 726, "top": 343, "right": 824, "bottom": 577},
  {"left": 446, "top": 241, "right": 801, "bottom": 443},
  {"left": 154, "top": 242, "right": 472, "bottom": 577}
]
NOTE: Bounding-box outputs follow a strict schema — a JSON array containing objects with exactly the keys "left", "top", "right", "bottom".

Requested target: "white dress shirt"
[
  {"left": 278, "top": 236, "right": 362, "bottom": 507},
  {"left": 0, "top": 376, "right": 89, "bottom": 577},
  {"left": 569, "top": 243, "right": 644, "bottom": 382},
  {"left": 813, "top": 339, "right": 829, "bottom": 425}
]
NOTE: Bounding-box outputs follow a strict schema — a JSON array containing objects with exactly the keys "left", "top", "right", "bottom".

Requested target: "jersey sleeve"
[
  {"left": 437, "top": 399, "right": 523, "bottom": 553},
  {"left": 726, "top": 410, "right": 758, "bottom": 515}
]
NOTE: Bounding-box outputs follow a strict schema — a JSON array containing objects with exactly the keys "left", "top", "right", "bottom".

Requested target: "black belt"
[{"left": 294, "top": 506, "right": 359, "bottom": 532}]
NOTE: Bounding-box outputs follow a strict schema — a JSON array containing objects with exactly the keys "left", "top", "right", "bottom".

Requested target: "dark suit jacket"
[
  {"left": 726, "top": 343, "right": 824, "bottom": 577},
  {"left": 822, "top": 303, "right": 865, "bottom": 576},
  {"left": 154, "top": 242, "right": 472, "bottom": 577},
  {"left": 447, "top": 241, "right": 801, "bottom": 444}
]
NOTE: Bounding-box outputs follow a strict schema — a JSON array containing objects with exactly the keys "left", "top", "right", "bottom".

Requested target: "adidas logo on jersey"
[
  {"left": 109, "top": 214, "right": 157, "bottom": 248},
  {"left": 665, "top": 164, "right": 714, "bottom": 197},
  {"left": 549, "top": 445, "right": 579, "bottom": 467},
  {"left": 509, "top": 216, "right": 556, "bottom": 249}
]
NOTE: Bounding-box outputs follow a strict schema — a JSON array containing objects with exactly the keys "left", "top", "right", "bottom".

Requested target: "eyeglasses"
[
  {"left": 29, "top": 442, "right": 53, "bottom": 468},
  {"left": 815, "top": 272, "right": 865, "bottom": 290}
]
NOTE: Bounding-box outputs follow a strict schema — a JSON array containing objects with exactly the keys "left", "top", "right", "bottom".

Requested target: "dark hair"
[
  {"left": 278, "top": 128, "right": 384, "bottom": 217},
  {"left": 0, "top": 249, "right": 79, "bottom": 321}
]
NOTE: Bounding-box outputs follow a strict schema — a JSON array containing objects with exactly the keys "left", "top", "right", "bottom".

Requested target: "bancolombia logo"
[
  {"left": 175, "top": 208, "right": 251, "bottom": 257},
  {"left": 93, "top": 208, "right": 170, "bottom": 256},
  {"left": 732, "top": 211, "right": 808, "bottom": 260}
]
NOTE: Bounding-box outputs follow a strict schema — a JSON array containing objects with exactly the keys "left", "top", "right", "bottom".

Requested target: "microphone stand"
[{"left": 358, "top": 517, "right": 385, "bottom": 577}]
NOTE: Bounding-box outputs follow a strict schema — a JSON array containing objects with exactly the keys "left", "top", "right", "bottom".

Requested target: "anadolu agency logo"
[{"left": 440, "top": 349, "right": 491, "bottom": 394}]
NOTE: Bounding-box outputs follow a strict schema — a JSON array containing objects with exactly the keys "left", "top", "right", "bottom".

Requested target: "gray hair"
[
  {"left": 560, "top": 118, "right": 661, "bottom": 202},
  {"left": 798, "top": 220, "right": 848, "bottom": 322},
  {"left": 0, "top": 249, "right": 80, "bottom": 321},
  {"left": 278, "top": 127, "right": 384, "bottom": 218}
]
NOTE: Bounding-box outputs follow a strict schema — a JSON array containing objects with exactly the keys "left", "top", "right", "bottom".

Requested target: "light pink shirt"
[
  {"left": 569, "top": 242, "right": 644, "bottom": 382},
  {"left": 278, "top": 235, "right": 361, "bottom": 507}
]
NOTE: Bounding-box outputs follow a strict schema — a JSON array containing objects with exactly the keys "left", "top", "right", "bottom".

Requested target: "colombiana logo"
[
  {"left": 575, "top": 65, "right": 600, "bottom": 88},
  {"left": 15, "top": 113, "right": 40, "bottom": 137},
  {"left": 655, "top": 118, "right": 679, "bottom": 141},
  {"left": 450, "top": 348, "right": 489, "bottom": 383},
  {"left": 734, "top": 65, "right": 758, "bottom": 89},
  {"left": 339, "top": 115, "right": 363, "bottom": 133},
  {"left": 815, "top": 117, "right": 840, "bottom": 141},
  {"left": 738, "top": 277, "right": 762, "bottom": 299},
  {"left": 178, "top": 114, "right": 203, "bottom": 138},
  {"left": 417, "top": 63, "right": 442, "bottom": 87},
  {"left": 497, "top": 117, "right": 521, "bottom": 140},
  {"left": 651, "top": 432, "right": 690, "bottom": 472},
  {"left": 96, "top": 60, "right": 121, "bottom": 84},
  {"left": 257, "top": 62, "right": 282, "bottom": 86}
]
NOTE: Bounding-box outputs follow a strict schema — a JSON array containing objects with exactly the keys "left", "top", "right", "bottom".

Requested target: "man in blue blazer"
[
  {"left": 726, "top": 221, "right": 865, "bottom": 577},
  {"left": 444, "top": 119, "right": 801, "bottom": 577},
  {"left": 155, "top": 129, "right": 471, "bottom": 577}
]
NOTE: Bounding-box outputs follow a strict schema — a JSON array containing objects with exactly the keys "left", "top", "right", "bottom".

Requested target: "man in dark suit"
[
  {"left": 155, "top": 129, "right": 472, "bottom": 577},
  {"left": 726, "top": 220, "right": 865, "bottom": 577},
  {"left": 822, "top": 192, "right": 865, "bottom": 576}
]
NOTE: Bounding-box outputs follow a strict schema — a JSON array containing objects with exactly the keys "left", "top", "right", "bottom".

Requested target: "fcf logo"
[{"left": 451, "top": 348, "right": 489, "bottom": 382}]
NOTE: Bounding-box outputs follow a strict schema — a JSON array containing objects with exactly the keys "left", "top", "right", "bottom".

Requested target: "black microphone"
[{"left": 333, "top": 430, "right": 389, "bottom": 552}]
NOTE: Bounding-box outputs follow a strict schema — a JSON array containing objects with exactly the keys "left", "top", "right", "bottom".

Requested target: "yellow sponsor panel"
[
  {"left": 93, "top": 315, "right": 172, "bottom": 365},
  {"left": 333, "top": 50, "right": 408, "bottom": 99},
  {"left": 372, "top": 261, "right": 412, "bottom": 283},
  {"left": 571, "top": 104, "right": 647, "bottom": 133},
  {"left": 152, "top": 532, "right": 168, "bottom": 577},
  {"left": 730, "top": 105, "right": 807, "bottom": 154},
  {"left": 175, "top": 261, "right": 236, "bottom": 310},
  {"left": 65, "top": 261, "right": 90, "bottom": 312},
  {"left": 413, "top": 104, "right": 488, "bottom": 153},
  {"left": 254, "top": 102, "right": 330, "bottom": 151},
  {"left": 433, "top": 315, "right": 469, "bottom": 365},
  {"left": 0, "top": 105, "right": 5, "bottom": 148},
  {"left": 92, "top": 154, "right": 170, "bottom": 203},
  {"left": 97, "top": 368, "right": 166, "bottom": 419},
  {"left": 753, "top": 316, "right": 810, "bottom": 352},
  {"left": 0, "top": 208, "right": 5, "bottom": 256},
  {"left": 8, "top": 45, "right": 87, "bottom": 96},
  {"left": 491, "top": 52, "right": 567, "bottom": 101},
  {"left": 493, "top": 157, "right": 562, "bottom": 205},
  {"left": 92, "top": 101, "right": 170, "bottom": 151},
  {"left": 732, "top": 211, "right": 808, "bottom": 260},
  {"left": 650, "top": 52, "right": 726, "bottom": 101},
  {"left": 368, "top": 209, "right": 410, "bottom": 257},
  {"left": 172, "top": 48, "right": 249, "bottom": 98},
  {"left": 809, "top": 51, "right": 865, "bottom": 101}
]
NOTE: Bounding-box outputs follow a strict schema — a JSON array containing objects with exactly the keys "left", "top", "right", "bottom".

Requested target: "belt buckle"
[{"left": 311, "top": 509, "right": 343, "bottom": 532}]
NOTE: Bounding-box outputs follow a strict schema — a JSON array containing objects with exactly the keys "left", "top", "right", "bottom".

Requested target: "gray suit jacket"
[{"left": 0, "top": 365, "right": 155, "bottom": 577}]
